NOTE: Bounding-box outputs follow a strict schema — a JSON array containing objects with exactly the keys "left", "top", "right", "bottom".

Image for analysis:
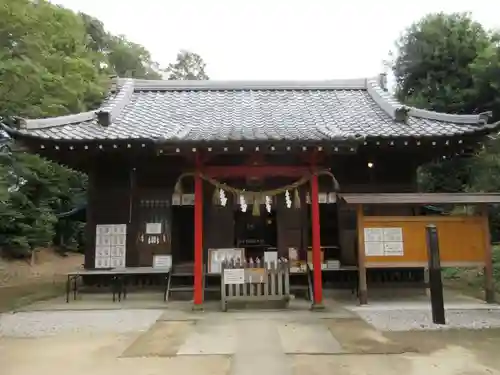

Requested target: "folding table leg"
[
  {"left": 122, "top": 277, "right": 127, "bottom": 300},
  {"left": 112, "top": 276, "right": 117, "bottom": 302},
  {"left": 66, "top": 275, "right": 70, "bottom": 303},
  {"left": 73, "top": 276, "right": 78, "bottom": 300}
]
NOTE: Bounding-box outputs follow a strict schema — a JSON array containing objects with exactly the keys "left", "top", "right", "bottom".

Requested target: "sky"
[{"left": 52, "top": 0, "right": 500, "bottom": 81}]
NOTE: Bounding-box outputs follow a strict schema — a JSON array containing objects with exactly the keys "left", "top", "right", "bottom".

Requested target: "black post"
[{"left": 425, "top": 224, "right": 446, "bottom": 325}]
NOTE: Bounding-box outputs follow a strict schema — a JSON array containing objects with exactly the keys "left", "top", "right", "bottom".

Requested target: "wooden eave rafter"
[{"left": 6, "top": 134, "right": 485, "bottom": 154}]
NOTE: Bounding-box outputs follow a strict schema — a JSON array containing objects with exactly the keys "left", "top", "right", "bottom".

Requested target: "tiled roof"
[{"left": 2, "top": 78, "right": 498, "bottom": 143}]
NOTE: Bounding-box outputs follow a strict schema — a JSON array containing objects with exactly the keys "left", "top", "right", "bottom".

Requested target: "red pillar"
[
  {"left": 193, "top": 172, "right": 203, "bottom": 307},
  {"left": 310, "top": 174, "right": 323, "bottom": 307}
]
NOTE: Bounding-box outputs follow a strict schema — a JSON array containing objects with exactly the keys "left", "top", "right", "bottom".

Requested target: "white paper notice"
[
  {"left": 223, "top": 268, "right": 245, "bottom": 284},
  {"left": 153, "top": 255, "right": 172, "bottom": 269},
  {"left": 146, "top": 223, "right": 162, "bottom": 235},
  {"left": 384, "top": 242, "right": 404, "bottom": 256},
  {"left": 365, "top": 242, "right": 384, "bottom": 256},
  {"left": 364, "top": 228, "right": 383, "bottom": 242},
  {"left": 383, "top": 228, "right": 403, "bottom": 243},
  {"left": 264, "top": 251, "right": 278, "bottom": 268},
  {"left": 95, "top": 224, "right": 127, "bottom": 268}
]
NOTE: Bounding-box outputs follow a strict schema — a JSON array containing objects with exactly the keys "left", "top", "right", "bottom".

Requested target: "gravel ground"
[
  {"left": 0, "top": 309, "right": 162, "bottom": 337},
  {"left": 356, "top": 308, "right": 500, "bottom": 331}
]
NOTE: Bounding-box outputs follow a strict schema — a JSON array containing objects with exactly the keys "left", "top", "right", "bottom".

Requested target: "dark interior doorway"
[
  {"left": 171, "top": 206, "right": 194, "bottom": 264},
  {"left": 306, "top": 203, "right": 341, "bottom": 260},
  {"left": 234, "top": 207, "right": 277, "bottom": 260}
]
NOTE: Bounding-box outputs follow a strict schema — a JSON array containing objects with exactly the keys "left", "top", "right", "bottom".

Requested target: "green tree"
[
  {"left": 0, "top": 0, "right": 108, "bottom": 119},
  {"left": 393, "top": 12, "right": 493, "bottom": 114},
  {"left": 391, "top": 12, "right": 500, "bottom": 194},
  {"left": 166, "top": 50, "right": 209, "bottom": 80},
  {"left": 79, "top": 13, "right": 162, "bottom": 80},
  {"left": 107, "top": 35, "right": 162, "bottom": 79},
  {"left": 0, "top": 0, "right": 97, "bottom": 256}
]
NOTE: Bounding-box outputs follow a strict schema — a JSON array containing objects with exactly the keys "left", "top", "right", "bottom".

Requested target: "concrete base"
[
  {"left": 358, "top": 290, "right": 368, "bottom": 305},
  {"left": 310, "top": 302, "right": 325, "bottom": 311},
  {"left": 485, "top": 289, "right": 496, "bottom": 304},
  {"left": 192, "top": 303, "right": 204, "bottom": 312}
]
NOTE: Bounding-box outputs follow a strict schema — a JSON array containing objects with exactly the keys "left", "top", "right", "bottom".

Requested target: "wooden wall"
[
  {"left": 85, "top": 150, "right": 421, "bottom": 268},
  {"left": 84, "top": 165, "right": 132, "bottom": 268},
  {"left": 362, "top": 216, "right": 487, "bottom": 267}
]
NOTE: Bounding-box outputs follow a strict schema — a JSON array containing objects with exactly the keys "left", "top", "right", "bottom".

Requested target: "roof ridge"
[
  {"left": 129, "top": 78, "right": 368, "bottom": 91},
  {"left": 365, "top": 77, "right": 488, "bottom": 125}
]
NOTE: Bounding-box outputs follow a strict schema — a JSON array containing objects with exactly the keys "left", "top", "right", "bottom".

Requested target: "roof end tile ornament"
[
  {"left": 365, "top": 76, "right": 402, "bottom": 121},
  {"left": 17, "top": 77, "right": 135, "bottom": 130},
  {"left": 395, "top": 106, "right": 410, "bottom": 124},
  {"left": 97, "top": 78, "right": 135, "bottom": 127},
  {"left": 366, "top": 75, "right": 487, "bottom": 125}
]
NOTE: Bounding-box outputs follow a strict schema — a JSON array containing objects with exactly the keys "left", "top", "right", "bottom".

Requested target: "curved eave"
[
  {"left": 3, "top": 121, "right": 500, "bottom": 146},
  {"left": 363, "top": 120, "right": 500, "bottom": 141}
]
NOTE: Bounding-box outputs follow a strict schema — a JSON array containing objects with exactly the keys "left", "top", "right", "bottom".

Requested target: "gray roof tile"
[{"left": 4, "top": 78, "right": 498, "bottom": 143}]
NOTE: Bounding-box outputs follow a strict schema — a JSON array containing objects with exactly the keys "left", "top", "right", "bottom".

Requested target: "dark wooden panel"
[
  {"left": 85, "top": 184, "right": 131, "bottom": 268},
  {"left": 135, "top": 190, "right": 172, "bottom": 267},
  {"left": 205, "top": 200, "right": 235, "bottom": 250},
  {"left": 276, "top": 195, "right": 302, "bottom": 257}
]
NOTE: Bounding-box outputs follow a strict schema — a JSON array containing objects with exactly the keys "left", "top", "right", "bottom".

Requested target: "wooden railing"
[{"left": 220, "top": 258, "right": 291, "bottom": 311}]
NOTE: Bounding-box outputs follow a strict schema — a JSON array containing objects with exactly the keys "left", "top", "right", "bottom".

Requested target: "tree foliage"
[
  {"left": 79, "top": 13, "right": 162, "bottom": 79},
  {"left": 166, "top": 50, "right": 209, "bottom": 80},
  {"left": 0, "top": 0, "right": 108, "bottom": 119},
  {"left": 392, "top": 12, "right": 500, "bottom": 237},
  {"left": 0, "top": 0, "right": 208, "bottom": 256},
  {"left": 394, "top": 13, "right": 494, "bottom": 115}
]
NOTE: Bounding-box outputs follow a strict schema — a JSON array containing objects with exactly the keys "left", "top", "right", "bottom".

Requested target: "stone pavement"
[
  {"left": 3, "top": 297, "right": 500, "bottom": 375},
  {"left": 123, "top": 302, "right": 350, "bottom": 375}
]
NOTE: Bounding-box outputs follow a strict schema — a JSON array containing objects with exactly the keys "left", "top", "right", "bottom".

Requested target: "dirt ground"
[
  {"left": 0, "top": 248, "right": 83, "bottom": 286},
  {"left": 0, "top": 249, "right": 83, "bottom": 311}
]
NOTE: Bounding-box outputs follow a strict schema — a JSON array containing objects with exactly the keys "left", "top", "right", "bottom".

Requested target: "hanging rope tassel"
[
  {"left": 294, "top": 188, "right": 301, "bottom": 209},
  {"left": 173, "top": 177, "right": 184, "bottom": 195},
  {"left": 252, "top": 195, "right": 261, "bottom": 216}
]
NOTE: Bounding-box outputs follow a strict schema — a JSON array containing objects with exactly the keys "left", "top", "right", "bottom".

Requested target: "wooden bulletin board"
[{"left": 362, "top": 216, "right": 487, "bottom": 267}]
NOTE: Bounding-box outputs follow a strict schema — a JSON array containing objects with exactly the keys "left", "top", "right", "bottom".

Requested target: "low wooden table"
[{"left": 66, "top": 267, "right": 171, "bottom": 303}]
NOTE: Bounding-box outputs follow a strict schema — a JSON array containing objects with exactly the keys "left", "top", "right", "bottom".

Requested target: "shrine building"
[{"left": 3, "top": 76, "right": 500, "bottom": 308}]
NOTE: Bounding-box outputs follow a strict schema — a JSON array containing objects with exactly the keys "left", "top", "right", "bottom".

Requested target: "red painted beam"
[
  {"left": 310, "top": 173, "right": 323, "bottom": 307},
  {"left": 202, "top": 165, "right": 315, "bottom": 178}
]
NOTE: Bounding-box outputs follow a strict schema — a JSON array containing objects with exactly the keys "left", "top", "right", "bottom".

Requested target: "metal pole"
[{"left": 425, "top": 224, "right": 445, "bottom": 325}]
